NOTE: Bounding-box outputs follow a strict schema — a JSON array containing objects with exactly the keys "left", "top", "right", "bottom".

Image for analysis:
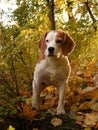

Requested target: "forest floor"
[{"left": 1, "top": 71, "right": 98, "bottom": 130}]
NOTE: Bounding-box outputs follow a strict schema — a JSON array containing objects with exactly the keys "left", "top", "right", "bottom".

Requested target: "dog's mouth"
[{"left": 47, "top": 53, "right": 56, "bottom": 57}]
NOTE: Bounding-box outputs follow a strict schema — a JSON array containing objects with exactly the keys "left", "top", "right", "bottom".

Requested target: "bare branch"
[
  {"left": 84, "top": 1, "right": 97, "bottom": 31},
  {"left": 84, "top": 1, "right": 96, "bottom": 23}
]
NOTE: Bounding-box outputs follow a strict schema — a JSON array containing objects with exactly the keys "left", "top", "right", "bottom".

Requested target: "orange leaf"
[{"left": 23, "top": 104, "right": 38, "bottom": 120}]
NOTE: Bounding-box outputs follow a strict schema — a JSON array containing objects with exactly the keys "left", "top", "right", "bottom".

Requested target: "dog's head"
[{"left": 38, "top": 30, "right": 75, "bottom": 60}]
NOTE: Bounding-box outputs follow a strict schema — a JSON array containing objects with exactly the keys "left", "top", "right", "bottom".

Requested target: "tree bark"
[{"left": 47, "top": 0, "right": 56, "bottom": 30}]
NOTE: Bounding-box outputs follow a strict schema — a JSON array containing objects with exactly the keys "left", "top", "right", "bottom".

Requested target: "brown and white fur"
[{"left": 32, "top": 30, "right": 75, "bottom": 114}]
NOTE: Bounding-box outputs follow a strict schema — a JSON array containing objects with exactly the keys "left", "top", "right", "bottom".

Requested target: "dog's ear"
[
  {"left": 62, "top": 33, "right": 75, "bottom": 56},
  {"left": 38, "top": 32, "right": 48, "bottom": 50},
  {"left": 38, "top": 32, "right": 48, "bottom": 62}
]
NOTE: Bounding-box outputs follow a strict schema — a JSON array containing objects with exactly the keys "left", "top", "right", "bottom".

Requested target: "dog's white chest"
[
  {"left": 47, "top": 60, "right": 65, "bottom": 80},
  {"left": 34, "top": 56, "right": 70, "bottom": 86}
]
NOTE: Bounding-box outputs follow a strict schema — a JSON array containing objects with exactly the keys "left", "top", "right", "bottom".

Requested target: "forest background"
[{"left": 0, "top": 0, "right": 98, "bottom": 130}]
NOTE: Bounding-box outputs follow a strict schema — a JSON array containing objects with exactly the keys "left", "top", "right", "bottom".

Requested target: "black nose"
[{"left": 48, "top": 47, "right": 55, "bottom": 53}]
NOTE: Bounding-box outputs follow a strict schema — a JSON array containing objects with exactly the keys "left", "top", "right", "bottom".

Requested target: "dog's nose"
[{"left": 48, "top": 47, "right": 55, "bottom": 53}]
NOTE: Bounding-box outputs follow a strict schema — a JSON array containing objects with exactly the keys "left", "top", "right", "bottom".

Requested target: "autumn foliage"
[{"left": 0, "top": 0, "right": 98, "bottom": 129}]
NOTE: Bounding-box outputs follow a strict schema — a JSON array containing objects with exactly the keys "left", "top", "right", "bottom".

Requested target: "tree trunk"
[{"left": 47, "top": 0, "right": 56, "bottom": 30}]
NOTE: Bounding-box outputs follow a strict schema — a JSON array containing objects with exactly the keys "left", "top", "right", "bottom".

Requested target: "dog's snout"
[{"left": 48, "top": 47, "right": 55, "bottom": 53}]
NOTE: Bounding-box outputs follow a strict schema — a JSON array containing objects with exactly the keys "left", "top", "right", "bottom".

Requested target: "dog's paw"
[
  {"left": 57, "top": 107, "right": 65, "bottom": 115},
  {"left": 32, "top": 102, "right": 39, "bottom": 110}
]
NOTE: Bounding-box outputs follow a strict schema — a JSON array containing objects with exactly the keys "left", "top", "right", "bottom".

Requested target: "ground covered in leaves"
[
  {"left": 31, "top": 112, "right": 83, "bottom": 130},
  {"left": 25, "top": 72, "right": 98, "bottom": 130},
  {"left": 0, "top": 111, "right": 83, "bottom": 130},
  {"left": 1, "top": 63, "right": 98, "bottom": 130}
]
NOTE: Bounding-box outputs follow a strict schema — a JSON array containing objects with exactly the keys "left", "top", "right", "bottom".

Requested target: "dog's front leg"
[
  {"left": 32, "top": 78, "right": 45, "bottom": 110},
  {"left": 57, "top": 82, "right": 67, "bottom": 115},
  {"left": 32, "top": 80, "right": 40, "bottom": 109}
]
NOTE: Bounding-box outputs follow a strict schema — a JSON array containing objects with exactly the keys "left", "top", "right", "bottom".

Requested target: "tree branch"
[
  {"left": 84, "top": 1, "right": 96, "bottom": 23},
  {"left": 84, "top": 1, "right": 97, "bottom": 31}
]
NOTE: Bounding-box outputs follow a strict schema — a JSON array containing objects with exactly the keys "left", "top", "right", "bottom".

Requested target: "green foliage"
[
  {"left": 0, "top": 24, "right": 39, "bottom": 118},
  {"left": 14, "top": 0, "right": 50, "bottom": 28}
]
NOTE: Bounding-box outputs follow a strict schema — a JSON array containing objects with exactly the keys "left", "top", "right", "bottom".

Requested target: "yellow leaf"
[
  {"left": 51, "top": 117, "right": 62, "bottom": 127},
  {"left": 83, "top": 113, "right": 98, "bottom": 127},
  {"left": 7, "top": 125, "right": 15, "bottom": 130},
  {"left": 84, "top": 127, "right": 92, "bottom": 130},
  {"left": 47, "top": 86, "right": 53, "bottom": 92},
  {"left": 55, "top": 1, "right": 64, "bottom": 6}
]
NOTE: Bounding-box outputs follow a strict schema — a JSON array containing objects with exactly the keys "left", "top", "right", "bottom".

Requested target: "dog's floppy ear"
[
  {"left": 38, "top": 32, "right": 48, "bottom": 50},
  {"left": 62, "top": 33, "right": 75, "bottom": 56},
  {"left": 38, "top": 32, "right": 48, "bottom": 62}
]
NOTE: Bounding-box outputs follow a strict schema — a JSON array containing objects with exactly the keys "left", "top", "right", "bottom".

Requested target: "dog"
[{"left": 32, "top": 30, "right": 75, "bottom": 114}]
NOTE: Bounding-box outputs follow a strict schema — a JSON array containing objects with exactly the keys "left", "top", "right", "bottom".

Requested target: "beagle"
[{"left": 32, "top": 30, "right": 75, "bottom": 114}]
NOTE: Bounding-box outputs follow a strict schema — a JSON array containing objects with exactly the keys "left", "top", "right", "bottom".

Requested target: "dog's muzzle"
[{"left": 48, "top": 47, "right": 55, "bottom": 56}]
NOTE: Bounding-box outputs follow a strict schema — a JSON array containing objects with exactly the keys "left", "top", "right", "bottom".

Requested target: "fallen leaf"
[
  {"left": 76, "top": 114, "right": 84, "bottom": 123},
  {"left": 7, "top": 125, "right": 15, "bottom": 130},
  {"left": 69, "top": 110, "right": 77, "bottom": 120},
  {"left": 76, "top": 71, "right": 84, "bottom": 77},
  {"left": 23, "top": 104, "right": 38, "bottom": 120},
  {"left": 93, "top": 74, "right": 98, "bottom": 86},
  {"left": 79, "top": 102, "right": 91, "bottom": 110},
  {"left": 51, "top": 117, "right": 62, "bottom": 127},
  {"left": 83, "top": 113, "right": 98, "bottom": 127},
  {"left": 40, "top": 96, "right": 58, "bottom": 109},
  {"left": 90, "top": 101, "right": 98, "bottom": 111},
  {"left": 79, "top": 86, "right": 98, "bottom": 99},
  {"left": 94, "top": 122, "right": 98, "bottom": 129},
  {"left": 33, "top": 128, "right": 38, "bottom": 130},
  {"left": 84, "top": 127, "right": 92, "bottom": 130},
  {"left": 47, "top": 109, "right": 56, "bottom": 115},
  {"left": 71, "top": 104, "right": 79, "bottom": 112},
  {"left": 79, "top": 98, "right": 98, "bottom": 111},
  {"left": 76, "top": 112, "right": 85, "bottom": 126}
]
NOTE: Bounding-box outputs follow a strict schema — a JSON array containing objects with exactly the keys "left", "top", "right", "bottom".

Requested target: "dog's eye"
[
  {"left": 56, "top": 39, "right": 62, "bottom": 44},
  {"left": 46, "top": 40, "right": 49, "bottom": 43}
]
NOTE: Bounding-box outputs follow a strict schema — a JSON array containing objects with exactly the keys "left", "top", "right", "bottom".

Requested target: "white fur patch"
[{"left": 45, "top": 31, "right": 60, "bottom": 57}]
